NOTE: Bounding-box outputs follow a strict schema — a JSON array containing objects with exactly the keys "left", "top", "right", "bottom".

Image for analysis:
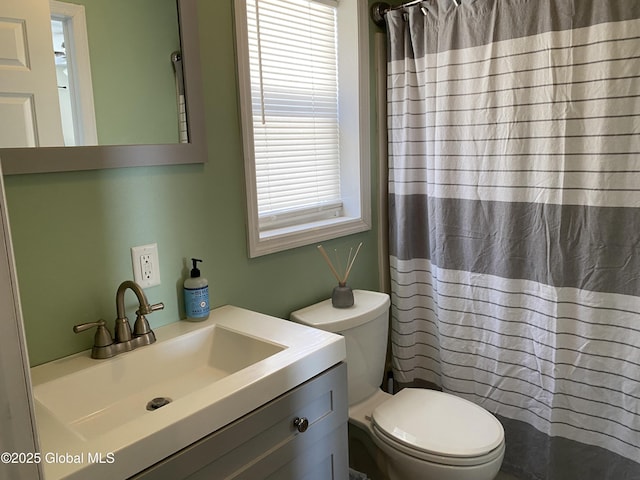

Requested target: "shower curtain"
[{"left": 386, "top": 1, "right": 640, "bottom": 479}]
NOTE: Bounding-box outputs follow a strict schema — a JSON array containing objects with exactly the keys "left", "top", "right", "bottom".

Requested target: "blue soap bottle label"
[
  {"left": 185, "top": 286, "right": 209, "bottom": 318},
  {"left": 184, "top": 258, "right": 209, "bottom": 321}
]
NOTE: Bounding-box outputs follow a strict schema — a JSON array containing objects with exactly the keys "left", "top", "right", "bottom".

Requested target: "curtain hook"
[{"left": 452, "top": 0, "right": 460, "bottom": 6}]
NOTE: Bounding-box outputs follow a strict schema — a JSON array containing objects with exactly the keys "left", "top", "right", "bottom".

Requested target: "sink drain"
[{"left": 146, "top": 397, "right": 172, "bottom": 411}]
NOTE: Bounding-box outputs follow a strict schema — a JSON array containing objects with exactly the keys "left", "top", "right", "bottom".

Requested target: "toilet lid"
[{"left": 372, "top": 388, "right": 504, "bottom": 458}]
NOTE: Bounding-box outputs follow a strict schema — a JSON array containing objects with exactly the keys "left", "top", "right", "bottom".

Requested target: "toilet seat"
[
  {"left": 372, "top": 423, "right": 505, "bottom": 467},
  {"left": 371, "top": 388, "right": 505, "bottom": 466}
]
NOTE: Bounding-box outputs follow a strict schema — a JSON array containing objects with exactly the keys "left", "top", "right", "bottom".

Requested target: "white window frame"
[{"left": 234, "top": 0, "right": 371, "bottom": 257}]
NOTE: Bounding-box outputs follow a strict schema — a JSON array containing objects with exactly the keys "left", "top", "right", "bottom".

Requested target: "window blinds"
[{"left": 246, "top": 0, "right": 341, "bottom": 228}]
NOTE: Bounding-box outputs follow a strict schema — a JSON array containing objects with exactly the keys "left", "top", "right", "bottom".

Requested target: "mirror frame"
[{"left": 1, "top": 0, "right": 206, "bottom": 175}]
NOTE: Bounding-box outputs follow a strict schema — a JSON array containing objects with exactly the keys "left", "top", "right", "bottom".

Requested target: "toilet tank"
[{"left": 291, "top": 290, "right": 390, "bottom": 405}]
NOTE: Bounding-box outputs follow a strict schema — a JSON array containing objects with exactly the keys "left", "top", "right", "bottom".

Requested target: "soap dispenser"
[{"left": 183, "top": 258, "right": 210, "bottom": 321}]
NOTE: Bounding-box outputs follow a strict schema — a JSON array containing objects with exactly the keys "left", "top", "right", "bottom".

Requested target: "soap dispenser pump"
[{"left": 183, "top": 258, "right": 210, "bottom": 321}]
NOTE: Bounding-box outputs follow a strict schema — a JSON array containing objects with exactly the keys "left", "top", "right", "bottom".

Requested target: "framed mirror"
[{"left": 0, "top": 0, "right": 206, "bottom": 175}]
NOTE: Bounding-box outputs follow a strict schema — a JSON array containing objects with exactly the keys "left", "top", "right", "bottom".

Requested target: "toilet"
[{"left": 291, "top": 290, "right": 505, "bottom": 480}]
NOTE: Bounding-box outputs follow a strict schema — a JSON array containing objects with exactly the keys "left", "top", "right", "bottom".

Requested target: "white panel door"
[{"left": 0, "top": 0, "right": 64, "bottom": 147}]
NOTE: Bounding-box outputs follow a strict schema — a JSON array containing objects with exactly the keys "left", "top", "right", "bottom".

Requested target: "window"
[{"left": 235, "top": 0, "right": 370, "bottom": 257}]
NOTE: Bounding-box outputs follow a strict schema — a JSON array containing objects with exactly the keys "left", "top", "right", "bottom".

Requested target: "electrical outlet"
[{"left": 131, "top": 243, "right": 161, "bottom": 288}]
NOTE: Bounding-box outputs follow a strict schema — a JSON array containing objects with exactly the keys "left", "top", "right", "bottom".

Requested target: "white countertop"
[{"left": 31, "top": 305, "right": 346, "bottom": 480}]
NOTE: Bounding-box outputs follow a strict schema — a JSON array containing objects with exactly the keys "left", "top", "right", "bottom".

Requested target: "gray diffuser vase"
[
  {"left": 332, "top": 283, "right": 354, "bottom": 308},
  {"left": 317, "top": 242, "right": 362, "bottom": 309}
]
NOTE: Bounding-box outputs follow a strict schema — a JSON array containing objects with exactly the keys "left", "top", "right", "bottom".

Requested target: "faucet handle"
[
  {"left": 150, "top": 302, "right": 164, "bottom": 312},
  {"left": 133, "top": 302, "right": 161, "bottom": 344},
  {"left": 73, "top": 319, "right": 113, "bottom": 348},
  {"left": 73, "top": 319, "right": 104, "bottom": 333},
  {"left": 137, "top": 302, "right": 165, "bottom": 316}
]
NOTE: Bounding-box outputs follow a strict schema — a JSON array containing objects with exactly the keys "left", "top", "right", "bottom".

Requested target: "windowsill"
[{"left": 250, "top": 215, "right": 371, "bottom": 257}]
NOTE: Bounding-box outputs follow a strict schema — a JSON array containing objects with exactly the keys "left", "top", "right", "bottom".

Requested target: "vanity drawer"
[{"left": 133, "top": 362, "right": 348, "bottom": 480}]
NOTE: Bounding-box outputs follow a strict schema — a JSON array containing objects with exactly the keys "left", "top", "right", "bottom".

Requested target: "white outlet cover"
[{"left": 131, "top": 243, "right": 161, "bottom": 288}]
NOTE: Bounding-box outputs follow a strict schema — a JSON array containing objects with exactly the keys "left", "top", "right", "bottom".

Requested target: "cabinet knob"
[{"left": 293, "top": 417, "right": 309, "bottom": 433}]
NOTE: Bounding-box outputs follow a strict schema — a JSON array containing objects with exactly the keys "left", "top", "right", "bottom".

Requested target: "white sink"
[
  {"left": 34, "top": 325, "right": 284, "bottom": 441},
  {"left": 30, "top": 306, "right": 346, "bottom": 480}
]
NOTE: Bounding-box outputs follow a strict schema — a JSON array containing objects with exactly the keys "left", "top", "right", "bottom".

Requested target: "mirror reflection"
[{"left": 0, "top": 0, "right": 185, "bottom": 147}]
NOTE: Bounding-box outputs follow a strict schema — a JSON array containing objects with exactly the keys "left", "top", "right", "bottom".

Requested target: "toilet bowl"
[
  {"left": 352, "top": 389, "right": 504, "bottom": 480},
  {"left": 291, "top": 290, "right": 505, "bottom": 480}
]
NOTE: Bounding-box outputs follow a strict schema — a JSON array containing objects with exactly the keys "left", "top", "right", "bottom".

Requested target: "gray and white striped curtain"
[{"left": 386, "top": 1, "right": 640, "bottom": 478}]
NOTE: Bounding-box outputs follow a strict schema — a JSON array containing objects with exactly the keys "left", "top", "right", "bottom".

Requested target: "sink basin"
[
  {"left": 33, "top": 325, "right": 284, "bottom": 440},
  {"left": 30, "top": 305, "right": 346, "bottom": 480}
]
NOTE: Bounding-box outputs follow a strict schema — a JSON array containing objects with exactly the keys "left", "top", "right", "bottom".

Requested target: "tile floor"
[{"left": 496, "top": 472, "right": 520, "bottom": 480}]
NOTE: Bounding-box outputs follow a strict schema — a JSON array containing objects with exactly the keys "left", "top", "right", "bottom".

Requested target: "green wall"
[
  {"left": 4, "top": 0, "right": 384, "bottom": 366},
  {"left": 78, "top": 0, "right": 181, "bottom": 144}
]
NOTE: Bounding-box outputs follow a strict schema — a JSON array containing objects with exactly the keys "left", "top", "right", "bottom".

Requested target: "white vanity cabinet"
[
  {"left": 132, "top": 362, "right": 348, "bottom": 480},
  {"left": 32, "top": 307, "right": 347, "bottom": 480}
]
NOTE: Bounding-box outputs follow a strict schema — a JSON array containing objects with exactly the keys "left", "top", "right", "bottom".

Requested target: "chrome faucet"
[{"left": 73, "top": 280, "right": 164, "bottom": 359}]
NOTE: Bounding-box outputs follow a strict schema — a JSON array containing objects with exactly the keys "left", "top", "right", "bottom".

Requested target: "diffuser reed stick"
[
  {"left": 317, "top": 242, "right": 363, "bottom": 286},
  {"left": 317, "top": 245, "right": 343, "bottom": 284},
  {"left": 343, "top": 242, "right": 362, "bottom": 282}
]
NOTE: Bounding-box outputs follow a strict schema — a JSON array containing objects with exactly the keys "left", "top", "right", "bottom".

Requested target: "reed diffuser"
[{"left": 317, "top": 242, "right": 363, "bottom": 308}]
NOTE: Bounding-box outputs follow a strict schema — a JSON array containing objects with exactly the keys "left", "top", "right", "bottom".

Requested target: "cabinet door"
[
  {"left": 263, "top": 424, "right": 348, "bottom": 480},
  {"left": 133, "top": 362, "right": 348, "bottom": 480}
]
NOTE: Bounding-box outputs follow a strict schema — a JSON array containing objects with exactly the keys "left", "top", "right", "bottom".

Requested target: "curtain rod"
[{"left": 371, "top": 0, "right": 461, "bottom": 28}]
